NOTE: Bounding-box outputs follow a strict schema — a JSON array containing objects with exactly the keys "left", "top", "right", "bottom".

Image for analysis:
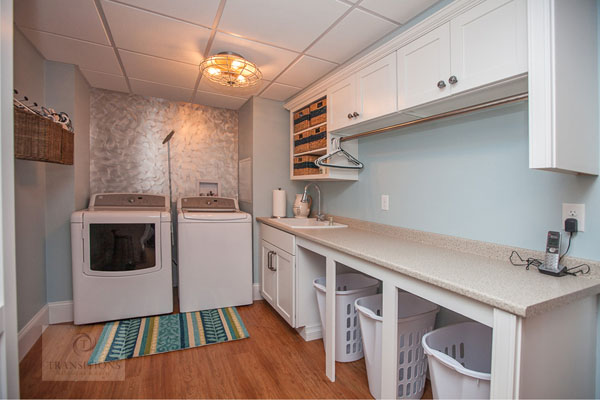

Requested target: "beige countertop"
[{"left": 257, "top": 216, "right": 600, "bottom": 318}]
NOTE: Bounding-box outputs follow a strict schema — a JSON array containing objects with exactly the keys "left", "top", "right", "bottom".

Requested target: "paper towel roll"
[{"left": 272, "top": 189, "right": 286, "bottom": 218}]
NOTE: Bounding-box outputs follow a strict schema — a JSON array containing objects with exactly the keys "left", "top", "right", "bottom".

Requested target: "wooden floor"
[{"left": 20, "top": 295, "right": 432, "bottom": 399}]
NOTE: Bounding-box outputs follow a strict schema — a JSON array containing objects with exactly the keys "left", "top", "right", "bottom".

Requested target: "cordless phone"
[
  {"left": 538, "top": 231, "right": 566, "bottom": 276},
  {"left": 543, "top": 231, "right": 561, "bottom": 271}
]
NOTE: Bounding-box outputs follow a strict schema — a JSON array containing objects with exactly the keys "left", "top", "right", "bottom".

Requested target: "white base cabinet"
[
  {"left": 259, "top": 223, "right": 326, "bottom": 340},
  {"left": 261, "top": 239, "right": 295, "bottom": 326}
]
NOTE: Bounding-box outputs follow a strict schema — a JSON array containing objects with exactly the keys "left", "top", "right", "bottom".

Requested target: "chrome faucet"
[{"left": 301, "top": 183, "right": 325, "bottom": 221}]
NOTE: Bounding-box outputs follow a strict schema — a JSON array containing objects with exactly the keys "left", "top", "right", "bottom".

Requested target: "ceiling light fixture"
[{"left": 199, "top": 52, "right": 262, "bottom": 88}]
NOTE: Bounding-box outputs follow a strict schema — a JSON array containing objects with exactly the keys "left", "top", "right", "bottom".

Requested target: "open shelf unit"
[{"left": 289, "top": 95, "right": 358, "bottom": 181}]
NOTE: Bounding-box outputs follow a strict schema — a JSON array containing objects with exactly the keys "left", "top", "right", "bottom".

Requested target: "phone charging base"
[{"left": 538, "top": 264, "right": 567, "bottom": 277}]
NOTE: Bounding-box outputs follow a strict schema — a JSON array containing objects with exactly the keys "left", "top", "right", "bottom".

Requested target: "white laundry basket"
[
  {"left": 422, "top": 322, "right": 492, "bottom": 399},
  {"left": 313, "top": 273, "right": 379, "bottom": 362},
  {"left": 355, "top": 293, "right": 439, "bottom": 399}
]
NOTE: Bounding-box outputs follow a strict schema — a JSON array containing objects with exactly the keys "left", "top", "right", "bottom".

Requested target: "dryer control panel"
[
  {"left": 91, "top": 193, "right": 168, "bottom": 208},
  {"left": 180, "top": 196, "right": 237, "bottom": 212}
]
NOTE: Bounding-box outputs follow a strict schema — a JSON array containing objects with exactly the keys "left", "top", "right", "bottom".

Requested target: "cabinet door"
[
  {"left": 357, "top": 52, "right": 397, "bottom": 122},
  {"left": 260, "top": 241, "right": 276, "bottom": 306},
  {"left": 450, "top": 0, "right": 527, "bottom": 94},
  {"left": 397, "top": 23, "right": 451, "bottom": 110},
  {"left": 327, "top": 75, "right": 357, "bottom": 131},
  {"left": 273, "top": 249, "right": 295, "bottom": 327}
]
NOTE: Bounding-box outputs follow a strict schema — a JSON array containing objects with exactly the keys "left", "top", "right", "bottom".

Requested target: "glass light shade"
[{"left": 199, "top": 52, "right": 262, "bottom": 87}]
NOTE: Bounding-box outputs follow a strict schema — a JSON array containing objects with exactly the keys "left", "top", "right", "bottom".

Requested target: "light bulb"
[
  {"left": 231, "top": 60, "right": 244, "bottom": 71},
  {"left": 236, "top": 75, "right": 247, "bottom": 83},
  {"left": 207, "top": 67, "right": 221, "bottom": 76}
]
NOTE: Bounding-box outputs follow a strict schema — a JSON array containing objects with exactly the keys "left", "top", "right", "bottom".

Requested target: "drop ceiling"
[{"left": 15, "top": 0, "right": 439, "bottom": 110}]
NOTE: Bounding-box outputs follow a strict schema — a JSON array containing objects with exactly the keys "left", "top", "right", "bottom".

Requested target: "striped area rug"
[{"left": 88, "top": 307, "right": 249, "bottom": 364}]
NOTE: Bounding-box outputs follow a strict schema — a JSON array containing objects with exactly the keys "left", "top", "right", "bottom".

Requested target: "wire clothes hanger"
[{"left": 315, "top": 137, "right": 364, "bottom": 170}]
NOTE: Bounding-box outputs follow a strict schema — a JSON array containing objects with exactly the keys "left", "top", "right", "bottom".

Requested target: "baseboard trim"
[
  {"left": 296, "top": 324, "right": 322, "bottom": 342},
  {"left": 48, "top": 300, "right": 73, "bottom": 324},
  {"left": 253, "top": 283, "right": 263, "bottom": 301},
  {"left": 18, "top": 305, "right": 49, "bottom": 361}
]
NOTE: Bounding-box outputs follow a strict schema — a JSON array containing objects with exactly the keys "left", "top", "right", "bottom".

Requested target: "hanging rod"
[{"left": 340, "top": 92, "right": 528, "bottom": 143}]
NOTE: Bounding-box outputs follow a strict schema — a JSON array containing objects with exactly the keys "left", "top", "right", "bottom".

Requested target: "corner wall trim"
[
  {"left": 18, "top": 304, "right": 49, "bottom": 361},
  {"left": 48, "top": 300, "right": 73, "bottom": 324},
  {"left": 253, "top": 283, "right": 263, "bottom": 301}
]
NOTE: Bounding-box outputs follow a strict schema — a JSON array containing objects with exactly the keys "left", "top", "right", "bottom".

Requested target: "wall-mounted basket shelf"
[{"left": 14, "top": 107, "right": 73, "bottom": 165}]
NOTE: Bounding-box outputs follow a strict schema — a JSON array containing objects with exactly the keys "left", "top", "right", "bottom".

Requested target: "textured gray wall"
[{"left": 90, "top": 89, "right": 239, "bottom": 200}]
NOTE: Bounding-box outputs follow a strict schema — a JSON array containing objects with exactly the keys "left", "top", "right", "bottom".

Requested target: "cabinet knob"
[
  {"left": 352, "top": 111, "right": 359, "bottom": 118},
  {"left": 347, "top": 113, "right": 354, "bottom": 119},
  {"left": 437, "top": 80, "right": 446, "bottom": 89},
  {"left": 449, "top": 75, "right": 458, "bottom": 85}
]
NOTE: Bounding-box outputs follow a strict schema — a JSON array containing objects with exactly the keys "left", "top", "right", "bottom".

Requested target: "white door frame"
[{"left": 0, "top": 0, "right": 20, "bottom": 397}]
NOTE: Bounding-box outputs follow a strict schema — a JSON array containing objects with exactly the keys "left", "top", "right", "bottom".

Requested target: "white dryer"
[
  {"left": 71, "top": 193, "right": 173, "bottom": 325},
  {"left": 177, "top": 196, "right": 252, "bottom": 312}
]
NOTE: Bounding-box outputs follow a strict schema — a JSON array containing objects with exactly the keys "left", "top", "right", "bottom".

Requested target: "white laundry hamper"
[
  {"left": 355, "top": 293, "right": 439, "bottom": 399},
  {"left": 422, "top": 322, "right": 492, "bottom": 399},
  {"left": 313, "top": 273, "right": 379, "bottom": 362}
]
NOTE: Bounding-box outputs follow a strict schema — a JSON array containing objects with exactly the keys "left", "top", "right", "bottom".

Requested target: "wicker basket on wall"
[{"left": 14, "top": 107, "right": 74, "bottom": 165}]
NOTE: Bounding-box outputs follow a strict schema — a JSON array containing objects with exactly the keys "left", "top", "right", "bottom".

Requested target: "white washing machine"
[
  {"left": 177, "top": 196, "right": 252, "bottom": 312},
  {"left": 71, "top": 193, "right": 173, "bottom": 325}
]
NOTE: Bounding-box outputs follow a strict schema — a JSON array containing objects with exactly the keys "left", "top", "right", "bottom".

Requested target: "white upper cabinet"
[
  {"left": 450, "top": 0, "right": 527, "bottom": 94},
  {"left": 356, "top": 53, "right": 397, "bottom": 123},
  {"left": 327, "top": 76, "right": 357, "bottom": 131},
  {"left": 328, "top": 53, "right": 397, "bottom": 131},
  {"left": 398, "top": 0, "right": 526, "bottom": 111},
  {"left": 528, "top": 0, "right": 598, "bottom": 175},
  {"left": 397, "top": 23, "right": 451, "bottom": 110}
]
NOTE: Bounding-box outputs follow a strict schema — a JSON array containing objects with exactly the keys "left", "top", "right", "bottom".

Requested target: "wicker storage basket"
[
  {"left": 294, "top": 132, "right": 311, "bottom": 154},
  {"left": 293, "top": 155, "right": 320, "bottom": 176},
  {"left": 293, "top": 107, "right": 310, "bottom": 133},
  {"left": 309, "top": 97, "right": 327, "bottom": 126},
  {"left": 14, "top": 108, "right": 74, "bottom": 165},
  {"left": 309, "top": 124, "right": 327, "bottom": 150}
]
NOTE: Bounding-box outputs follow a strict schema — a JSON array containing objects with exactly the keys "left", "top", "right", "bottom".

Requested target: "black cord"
[
  {"left": 559, "top": 232, "right": 573, "bottom": 262},
  {"left": 565, "top": 263, "right": 591, "bottom": 276},
  {"left": 509, "top": 250, "right": 542, "bottom": 270}
]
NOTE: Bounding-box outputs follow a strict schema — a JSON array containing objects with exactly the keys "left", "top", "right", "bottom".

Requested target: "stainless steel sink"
[{"left": 270, "top": 218, "right": 347, "bottom": 229}]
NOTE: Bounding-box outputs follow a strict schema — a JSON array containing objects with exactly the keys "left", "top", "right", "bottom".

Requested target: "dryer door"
[{"left": 81, "top": 211, "right": 164, "bottom": 277}]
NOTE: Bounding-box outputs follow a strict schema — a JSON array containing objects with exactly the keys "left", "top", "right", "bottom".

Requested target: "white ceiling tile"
[
  {"left": 260, "top": 83, "right": 302, "bottom": 102},
  {"left": 277, "top": 55, "right": 337, "bottom": 88},
  {"left": 219, "top": 0, "right": 349, "bottom": 52},
  {"left": 130, "top": 79, "right": 194, "bottom": 103},
  {"left": 15, "top": 0, "right": 109, "bottom": 45},
  {"left": 197, "top": 78, "right": 270, "bottom": 100},
  {"left": 21, "top": 28, "right": 122, "bottom": 74},
  {"left": 101, "top": 1, "right": 211, "bottom": 64},
  {"left": 109, "top": 0, "right": 220, "bottom": 28},
  {"left": 80, "top": 69, "right": 129, "bottom": 93},
  {"left": 359, "top": 0, "right": 439, "bottom": 24},
  {"left": 193, "top": 90, "right": 248, "bottom": 110},
  {"left": 210, "top": 32, "right": 299, "bottom": 81},
  {"left": 119, "top": 50, "right": 199, "bottom": 89},
  {"left": 307, "top": 8, "right": 398, "bottom": 64}
]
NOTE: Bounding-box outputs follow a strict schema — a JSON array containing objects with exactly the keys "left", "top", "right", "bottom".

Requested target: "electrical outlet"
[
  {"left": 562, "top": 203, "right": 585, "bottom": 232},
  {"left": 381, "top": 195, "right": 389, "bottom": 211}
]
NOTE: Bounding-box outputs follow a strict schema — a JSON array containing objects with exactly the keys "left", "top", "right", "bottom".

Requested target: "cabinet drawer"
[{"left": 261, "top": 224, "right": 296, "bottom": 255}]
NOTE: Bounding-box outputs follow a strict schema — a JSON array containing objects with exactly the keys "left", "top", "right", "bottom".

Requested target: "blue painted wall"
[{"left": 320, "top": 103, "right": 600, "bottom": 261}]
